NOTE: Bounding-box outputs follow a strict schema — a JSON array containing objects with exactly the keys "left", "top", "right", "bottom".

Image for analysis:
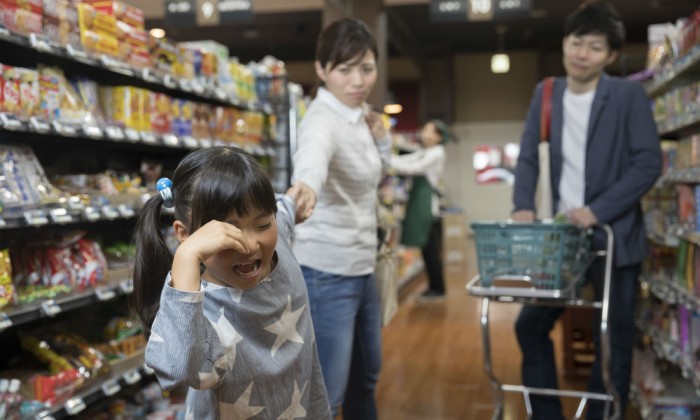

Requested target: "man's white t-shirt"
[{"left": 558, "top": 87, "right": 595, "bottom": 214}]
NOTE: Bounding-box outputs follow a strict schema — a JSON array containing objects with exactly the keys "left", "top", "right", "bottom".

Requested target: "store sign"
[
  {"left": 167, "top": 0, "right": 252, "bottom": 26},
  {"left": 494, "top": 0, "right": 530, "bottom": 18},
  {"left": 165, "top": 0, "right": 196, "bottom": 27},
  {"left": 218, "top": 0, "right": 253, "bottom": 23},
  {"left": 430, "top": 0, "right": 469, "bottom": 22},
  {"left": 467, "top": 0, "right": 493, "bottom": 21}
]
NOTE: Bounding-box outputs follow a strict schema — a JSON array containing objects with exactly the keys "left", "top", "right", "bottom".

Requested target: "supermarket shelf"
[
  {"left": 657, "top": 167, "right": 700, "bottom": 185},
  {"left": 643, "top": 273, "right": 700, "bottom": 311},
  {"left": 0, "top": 203, "right": 138, "bottom": 232},
  {"left": 0, "top": 113, "right": 276, "bottom": 157},
  {"left": 646, "top": 46, "right": 700, "bottom": 97},
  {"left": 646, "top": 231, "right": 679, "bottom": 248},
  {"left": 631, "top": 369, "right": 700, "bottom": 419},
  {"left": 644, "top": 324, "right": 700, "bottom": 390},
  {"left": 0, "top": 28, "right": 272, "bottom": 114},
  {"left": 397, "top": 259, "right": 425, "bottom": 290},
  {"left": 0, "top": 270, "right": 133, "bottom": 333},
  {"left": 657, "top": 108, "right": 700, "bottom": 138},
  {"left": 35, "top": 349, "right": 151, "bottom": 420}
]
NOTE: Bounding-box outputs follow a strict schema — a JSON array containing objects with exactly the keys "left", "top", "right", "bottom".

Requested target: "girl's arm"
[{"left": 146, "top": 221, "right": 250, "bottom": 390}]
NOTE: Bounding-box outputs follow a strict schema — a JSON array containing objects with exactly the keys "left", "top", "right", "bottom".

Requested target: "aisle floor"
[{"left": 375, "top": 239, "right": 643, "bottom": 420}]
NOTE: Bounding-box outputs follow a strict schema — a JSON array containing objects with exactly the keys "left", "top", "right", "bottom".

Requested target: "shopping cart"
[{"left": 466, "top": 222, "right": 618, "bottom": 420}]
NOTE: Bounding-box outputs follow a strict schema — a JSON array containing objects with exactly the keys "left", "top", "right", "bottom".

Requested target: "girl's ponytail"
[{"left": 131, "top": 195, "right": 173, "bottom": 333}]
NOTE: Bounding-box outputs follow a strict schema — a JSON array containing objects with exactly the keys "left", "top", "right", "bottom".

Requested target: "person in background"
[
  {"left": 131, "top": 147, "right": 331, "bottom": 419},
  {"left": 511, "top": 1, "right": 662, "bottom": 419},
  {"left": 285, "top": 17, "right": 390, "bottom": 420},
  {"left": 391, "top": 120, "right": 448, "bottom": 302}
]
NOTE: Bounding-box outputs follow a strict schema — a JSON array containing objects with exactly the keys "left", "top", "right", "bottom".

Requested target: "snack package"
[
  {"left": 81, "top": 0, "right": 144, "bottom": 29},
  {"left": 39, "top": 66, "right": 61, "bottom": 121},
  {"left": 3, "top": 65, "right": 21, "bottom": 116},
  {"left": 0, "top": 248, "right": 15, "bottom": 309},
  {"left": 149, "top": 35, "right": 177, "bottom": 78},
  {"left": 0, "top": 5, "right": 42, "bottom": 36},
  {"left": 17, "top": 67, "right": 39, "bottom": 120},
  {"left": 77, "top": 3, "right": 119, "bottom": 57},
  {"left": 150, "top": 92, "right": 171, "bottom": 134},
  {"left": 42, "top": 0, "right": 80, "bottom": 48}
]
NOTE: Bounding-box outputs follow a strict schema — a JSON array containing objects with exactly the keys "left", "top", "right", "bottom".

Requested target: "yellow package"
[{"left": 0, "top": 249, "right": 15, "bottom": 309}]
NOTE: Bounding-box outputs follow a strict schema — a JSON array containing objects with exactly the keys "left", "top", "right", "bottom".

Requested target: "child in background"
[
  {"left": 131, "top": 146, "right": 330, "bottom": 419},
  {"left": 391, "top": 120, "right": 448, "bottom": 301}
]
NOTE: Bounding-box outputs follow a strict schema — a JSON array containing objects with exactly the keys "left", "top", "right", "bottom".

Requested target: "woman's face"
[
  {"left": 420, "top": 122, "right": 442, "bottom": 148},
  {"left": 315, "top": 49, "right": 377, "bottom": 108}
]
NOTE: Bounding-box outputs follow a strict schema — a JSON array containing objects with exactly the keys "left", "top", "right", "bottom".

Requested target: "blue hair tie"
[{"left": 156, "top": 178, "right": 174, "bottom": 208}]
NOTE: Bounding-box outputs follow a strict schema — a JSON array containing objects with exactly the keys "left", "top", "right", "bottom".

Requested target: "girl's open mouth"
[{"left": 232, "top": 260, "right": 262, "bottom": 279}]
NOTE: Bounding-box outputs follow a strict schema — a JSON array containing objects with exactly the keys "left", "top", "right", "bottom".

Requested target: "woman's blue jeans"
[
  {"left": 301, "top": 266, "right": 382, "bottom": 420},
  {"left": 514, "top": 262, "right": 639, "bottom": 420}
]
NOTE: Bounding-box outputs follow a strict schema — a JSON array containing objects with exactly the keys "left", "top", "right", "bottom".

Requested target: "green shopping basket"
[{"left": 471, "top": 222, "right": 591, "bottom": 290}]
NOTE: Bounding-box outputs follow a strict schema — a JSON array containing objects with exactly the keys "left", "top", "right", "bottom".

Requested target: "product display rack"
[
  {"left": 636, "top": 24, "right": 700, "bottom": 417},
  {"left": 0, "top": 15, "right": 290, "bottom": 418}
]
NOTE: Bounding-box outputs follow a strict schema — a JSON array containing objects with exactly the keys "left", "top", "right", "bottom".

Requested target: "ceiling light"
[
  {"left": 384, "top": 104, "right": 403, "bottom": 115},
  {"left": 491, "top": 54, "right": 510, "bottom": 74},
  {"left": 149, "top": 28, "right": 166, "bottom": 39}
]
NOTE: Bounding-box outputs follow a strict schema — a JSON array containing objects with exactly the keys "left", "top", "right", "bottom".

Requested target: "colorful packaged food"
[{"left": 0, "top": 248, "right": 15, "bottom": 309}]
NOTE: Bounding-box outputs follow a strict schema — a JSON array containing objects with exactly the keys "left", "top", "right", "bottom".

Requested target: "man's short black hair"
[{"left": 564, "top": 0, "right": 625, "bottom": 51}]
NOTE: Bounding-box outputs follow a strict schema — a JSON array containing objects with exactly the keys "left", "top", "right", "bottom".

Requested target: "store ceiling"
[{"left": 147, "top": 0, "right": 699, "bottom": 63}]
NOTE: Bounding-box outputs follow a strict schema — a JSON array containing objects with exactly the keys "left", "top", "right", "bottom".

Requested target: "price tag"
[
  {"left": 263, "top": 103, "right": 274, "bottom": 114},
  {"left": 41, "top": 300, "right": 61, "bottom": 317},
  {"left": 140, "top": 131, "right": 158, "bottom": 144},
  {"left": 182, "top": 136, "right": 200, "bottom": 148},
  {"left": 199, "top": 139, "right": 213, "bottom": 148},
  {"left": 100, "top": 55, "right": 134, "bottom": 76},
  {"left": 64, "top": 397, "right": 86, "bottom": 416},
  {"left": 215, "top": 90, "right": 227, "bottom": 101},
  {"left": 0, "top": 27, "right": 9, "bottom": 37},
  {"left": 94, "top": 286, "right": 116, "bottom": 301},
  {"left": 191, "top": 81, "right": 204, "bottom": 95},
  {"left": 101, "top": 206, "right": 120, "bottom": 220},
  {"left": 67, "top": 197, "right": 85, "bottom": 211},
  {"left": 23, "top": 210, "right": 49, "bottom": 226},
  {"left": 29, "top": 117, "right": 50, "bottom": 133},
  {"left": 0, "top": 113, "right": 23, "bottom": 130},
  {"left": 163, "top": 75, "right": 177, "bottom": 89},
  {"left": 83, "top": 206, "right": 101, "bottom": 222},
  {"left": 101, "top": 378, "right": 121, "bottom": 396},
  {"left": 124, "top": 128, "right": 140, "bottom": 142},
  {"left": 83, "top": 124, "right": 103, "bottom": 139},
  {"left": 247, "top": 100, "right": 257, "bottom": 110},
  {"left": 122, "top": 369, "right": 142, "bottom": 385},
  {"left": 179, "top": 79, "right": 193, "bottom": 92},
  {"left": 119, "top": 279, "right": 133, "bottom": 294},
  {"left": 162, "top": 133, "right": 180, "bottom": 147},
  {"left": 117, "top": 204, "right": 135, "bottom": 218},
  {"left": 141, "top": 68, "right": 159, "bottom": 83},
  {"left": 105, "top": 126, "right": 125, "bottom": 141},
  {"left": 53, "top": 121, "right": 78, "bottom": 136},
  {"left": 49, "top": 208, "right": 73, "bottom": 224},
  {"left": 0, "top": 312, "right": 12, "bottom": 332},
  {"left": 212, "top": 139, "right": 225, "bottom": 147},
  {"left": 0, "top": 217, "right": 5, "bottom": 227},
  {"left": 66, "top": 44, "right": 92, "bottom": 63},
  {"left": 142, "top": 364, "right": 155, "bottom": 376},
  {"left": 29, "top": 33, "right": 53, "bottom": 53},
  {"left": 265, "top": 147, "right": 276, "bottom": 156}
]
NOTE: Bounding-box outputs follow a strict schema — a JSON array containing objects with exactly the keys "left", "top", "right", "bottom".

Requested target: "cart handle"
[{"left": 492, "top": 275, "right": 534, "bottom": 288}]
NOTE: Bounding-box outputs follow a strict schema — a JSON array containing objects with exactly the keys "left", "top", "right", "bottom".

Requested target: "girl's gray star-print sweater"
[{"left": 145, "top": 196, "right": 331, "bottom": 419}]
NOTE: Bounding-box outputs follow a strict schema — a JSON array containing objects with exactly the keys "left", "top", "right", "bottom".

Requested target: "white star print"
[
  {"left": 209, "top": 307, "right": 243, "bottom": 369},
  {"left": 150, "top": 331, "right": 164, "bottom": 342},
  {"left": 177, "top": 292, "right": 203, "bottom": 303},
  {"left": 228, "top": 287, "right": 243, "bottom": 303},
  {"left": 219, "top": 382, "right": 265, "bottom": 419},
  {"left": 198, "top": 354, "right": 227, "bottom": 388},
  {"left": 277, "top": 381, "right": 308, "bottom": 420},
  {"left": 264, "top": 295, "right": 305, "bottom": 357},
  {"left": 185, "top": 404, "right": 195, "bottom": 420}
]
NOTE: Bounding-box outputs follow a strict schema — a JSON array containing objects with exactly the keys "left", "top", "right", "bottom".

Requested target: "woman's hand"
[
  {"left": 286, "top": 181, "right": 317, "bottom": 223},
  {"left": 366, "top": 111, "right": 386, "bottom": 141},
  {"left": 171, "top": 221, "right": 249, "bottom": 291}
]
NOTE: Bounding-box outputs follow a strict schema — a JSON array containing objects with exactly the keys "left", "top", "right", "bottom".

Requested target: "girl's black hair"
[
  {"left": 131, "top": 147, "right": 277, "bottom": 332},
  {"left": 564, "top": 0, "right": 625, "bottom": 51},
  {"left": 313, "top": 17, "right": 378, "bottom": 94}
]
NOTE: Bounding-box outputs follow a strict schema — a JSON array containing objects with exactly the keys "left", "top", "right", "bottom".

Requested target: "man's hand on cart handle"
[
  {"left": 511, "top": 210, "right": 535, "bottom": 222},
  {"left": 568, "top": 206, "right": 598, "bottom": 228}
]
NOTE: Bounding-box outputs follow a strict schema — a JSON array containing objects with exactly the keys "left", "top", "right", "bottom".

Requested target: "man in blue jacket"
[{"left": 511, "top": 1, "right": 662, "bottom": 419}]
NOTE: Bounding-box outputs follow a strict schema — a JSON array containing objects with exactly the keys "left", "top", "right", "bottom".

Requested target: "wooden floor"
[{"left": 375, "top": 239, "right": 643, "bottom": 420}]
